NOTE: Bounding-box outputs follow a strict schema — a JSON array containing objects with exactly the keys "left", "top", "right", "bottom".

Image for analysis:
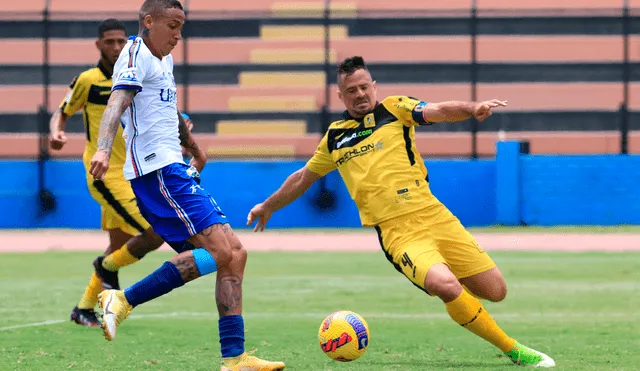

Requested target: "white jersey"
[{"left": 112, "top": 36, "right": 183, "bottom": 180}]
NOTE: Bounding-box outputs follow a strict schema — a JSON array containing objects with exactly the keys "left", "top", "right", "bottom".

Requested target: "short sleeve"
[
  {"left": 306, "top": 132, "right": 337, "bottom": 177},
  {"left": 59, "top": 74, "right": 88, "bottom": 116},
  {"left": 112, "top": 38, "right": 148, "bottom": 92},
  {"left": 382, "top": 95, "right": 431, "bottom": 126}
]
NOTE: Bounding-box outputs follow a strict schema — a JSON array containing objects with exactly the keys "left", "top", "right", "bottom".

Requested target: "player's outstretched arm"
[
  {"left": 423, "top": 99, "right": 507, "bottom": 123},
  {"left": 177, "top": 111, "right": 206, "bottom": 172},
  {"left": 49, "top": 109, "right": 69, "bottom": 150},
  {"left": 89, "top": 89, "right": 135, "bottom": 180},
  {"left": 247, "top": 166, "right": 322, "bottom": 232}
]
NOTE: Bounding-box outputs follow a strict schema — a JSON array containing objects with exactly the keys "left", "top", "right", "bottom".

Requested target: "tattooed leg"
[
  {"left": 216, "top": 272, "right": 243, "bottom": 316},
  {"left": 214, "top": 226, "right": 248, "bottom": 359},
  {"left": 169, "top": 251, "right": 201, "bottom": 282}
]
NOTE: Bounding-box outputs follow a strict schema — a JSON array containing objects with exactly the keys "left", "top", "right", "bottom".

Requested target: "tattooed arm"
[
  {"left": 178, "top": 111, "right": 207, "bottom": 172},
  {"left": 98, "top": 90, "right": 135, "bottom": 155},
  {"left": 89, "top": 89, "right": 135, "bottom": 180}
]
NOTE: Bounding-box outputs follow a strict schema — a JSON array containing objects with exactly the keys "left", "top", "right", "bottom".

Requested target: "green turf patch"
[{"left": 1, "top": 251, "right": 639, "bottom": 370}]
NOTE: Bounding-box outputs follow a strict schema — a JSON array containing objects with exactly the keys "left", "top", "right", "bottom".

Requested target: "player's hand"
[
  {"left": 247, "top": 203, "right": 273, "bottom": 232},
  {"left": 49, "top": 130, "right": 67, "bottom": 150},
  {"left": 89, "top": 150, "right": 110, "bottom": 180},
  {"left": 184, "top": 117, "right": 194, "bottom": 132},
  {"left": 473, "top": 99, "right": 507, "bottom": 121}
]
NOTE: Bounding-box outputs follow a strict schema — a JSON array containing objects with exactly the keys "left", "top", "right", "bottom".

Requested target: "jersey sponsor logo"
[
  {"left": 393, "top": 102, "right": 413, "bottom": 113},
  {"left": 159, "top": 88, "right": 177, "bottom": 104},
  {"left": 336, "top": 129, "right": 373, "bottom": 149},
  {"left": 335, "top": 140, "right": 383, "bottom": 167}
]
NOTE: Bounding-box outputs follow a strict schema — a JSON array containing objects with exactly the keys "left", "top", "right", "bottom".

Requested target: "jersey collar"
[
  {"left": 341, "top": 101, "right": 381, "bottom": 121},
  {"left": 97, "top": 60, "right": 112, "bottom": 80}
]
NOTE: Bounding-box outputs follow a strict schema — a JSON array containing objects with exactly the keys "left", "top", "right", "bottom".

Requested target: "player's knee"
[
  {"left": 129, "top": 229, "right": 164, "bottom": 258},
  {"left": 203, "top": 243, "right": 233, "bottom": 268},
  {"left": 143, "top": 229, "right": 165, "bottom": 248},
  {"left": 485, "top": 281, "right": 508, "bottom": 302},
  {"left": 233, "top": 242, "right": 247, "bottom": 266},
  {"left": 425, "top": 272, "right": 463, "bottom": 302}
]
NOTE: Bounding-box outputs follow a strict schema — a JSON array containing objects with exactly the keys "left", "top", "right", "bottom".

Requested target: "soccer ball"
[{"left": 318, "top": 310, "right": 370, "bottom": 362}]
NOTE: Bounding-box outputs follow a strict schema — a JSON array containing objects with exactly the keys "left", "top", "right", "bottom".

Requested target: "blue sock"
[
  {"left": 219, "top": 315, "right": 245, "bottom": 358},
  {"left": 124, "top": 261, "right": 185, "bottom": 307}
]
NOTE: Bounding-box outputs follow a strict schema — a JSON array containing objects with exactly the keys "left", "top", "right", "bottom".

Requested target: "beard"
[{"left": 100, "top": 50, "right": 117, "bottom": 68}]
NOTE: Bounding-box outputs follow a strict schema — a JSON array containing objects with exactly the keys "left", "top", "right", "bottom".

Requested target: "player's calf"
[
  {"left": 122, "top": 247, "right": 218, "bottom": 309},
  {"left": 423, "top": 263, "right": 518, "bottom": 354}
]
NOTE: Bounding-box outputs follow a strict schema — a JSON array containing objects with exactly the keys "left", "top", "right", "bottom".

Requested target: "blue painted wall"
[
  {"left": 520, "top": 154, "right": 640, "bottom": 226},
  {"left": 2, "top": 147, "right": 639, "bottom": 229},
  {"left": 0, "top": 158, "right": 496, "bottom": 229}
]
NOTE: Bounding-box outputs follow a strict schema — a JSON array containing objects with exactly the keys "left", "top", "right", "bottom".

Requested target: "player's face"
[
  {"left": 338, "top": 69, "right": 377, "bottom": 118},
  {"left": 96, "top": 30, "right": 127, "bottom": 66},
  {"left": 146, "top": 7, "right": 185, "bottom": 57}
]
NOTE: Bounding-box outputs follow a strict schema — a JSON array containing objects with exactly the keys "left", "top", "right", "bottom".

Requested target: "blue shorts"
[{"left": 130, "top": 162, "right": 228, "bottom": 242}]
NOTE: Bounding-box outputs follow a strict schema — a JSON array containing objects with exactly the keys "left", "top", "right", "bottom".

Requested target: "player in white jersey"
[{"left": 89, "top": 1, "right": 285, "bottom": 370}]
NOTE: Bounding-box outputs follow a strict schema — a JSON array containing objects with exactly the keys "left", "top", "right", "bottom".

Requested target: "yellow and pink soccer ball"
[{"left": 318, "top": 310, "right": 370, "bottom": 362}]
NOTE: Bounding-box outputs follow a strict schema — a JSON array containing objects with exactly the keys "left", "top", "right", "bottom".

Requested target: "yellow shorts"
[
  {"left": 86, "top": 175, "right": 150, "bottom": 237},
  {"left": 374, "top": 203, "right": 496, "bottom": 294}
]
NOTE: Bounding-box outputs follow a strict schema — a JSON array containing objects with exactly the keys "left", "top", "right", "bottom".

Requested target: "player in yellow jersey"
[
  {"left": 49, "top": 19, "right": 166, "bottom": 327},
  {"left": 247, "top": 56, "right": 555, "bottom": 368}
]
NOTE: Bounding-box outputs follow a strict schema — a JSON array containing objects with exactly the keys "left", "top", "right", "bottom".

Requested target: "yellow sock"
[
  {"left": 445, "top": 290, "right": 516, "bottom": 352},
  {"left": 102, "top": 244, "right": 139, "bottom": 271},
  {"left": 77, "top": 273, "right": 102, "bottom": 309},
  {"left": 462, "top": 284, "right": 483, "bottom": 300}
]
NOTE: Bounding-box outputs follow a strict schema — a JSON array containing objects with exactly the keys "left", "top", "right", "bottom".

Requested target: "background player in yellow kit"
[
  {"left": 247, "top": 56, "right": 555, "bottom": 368},
  {"left": 49, "top": 18, "right": 165, "bottom": 327}
]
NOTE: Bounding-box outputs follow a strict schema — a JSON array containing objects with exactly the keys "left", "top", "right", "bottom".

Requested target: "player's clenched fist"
[
  {"left": 49, "top": 131, "right": 67, "bottom": 150},
  {"left": 473, "top": 99, "right": 507, "bottom": 121},
  {"left": 90, "top": 150, "right": 110, "bottom": 180}
]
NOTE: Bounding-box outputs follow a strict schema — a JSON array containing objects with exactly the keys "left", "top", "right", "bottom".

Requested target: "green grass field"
[{"left": 1, "top": 250, "right": 639, "bottom": 370}]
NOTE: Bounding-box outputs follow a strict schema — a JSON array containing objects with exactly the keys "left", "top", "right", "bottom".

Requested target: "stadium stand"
[{"left": 1, "top": 0, "right": 640, "bottom": 157}]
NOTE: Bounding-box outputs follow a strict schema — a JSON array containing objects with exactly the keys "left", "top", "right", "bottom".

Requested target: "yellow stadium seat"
[
  {"left": 238, "top": 71, "right": 326, "bottom": 86},
  {"left": 270, "top": 2, "right": 357, "bottom": 18},
  {"left": 228, "top": 96, "right": 317, "bottom": 112},
  {"left": 250, "top": 48, "right": 338, "bottom": 64},
  {"left": 216, "top": 120, "right": 308, "bottom": 135},
  {"left": 260, "top": 25, "right": 348, "bottom": 40}
]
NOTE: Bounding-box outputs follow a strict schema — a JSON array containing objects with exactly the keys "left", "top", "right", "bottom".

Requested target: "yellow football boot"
[
  {"left": 221, "top": 351, "right": 285, "bottom": 371},
  {"left": 97, "top": 289, "right": 132, "bottom": 341}
]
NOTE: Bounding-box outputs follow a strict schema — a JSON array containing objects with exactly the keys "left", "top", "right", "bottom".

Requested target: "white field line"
[{"left": 1, "top": 310, "right": 636, "bottom": 332}]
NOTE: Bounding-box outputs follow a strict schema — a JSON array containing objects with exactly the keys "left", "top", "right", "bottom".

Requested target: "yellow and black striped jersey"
[
  {"left": 60, "top": 62, "right": 127, "bottom": 174},
  {"left": 306, "top": 95, "right": 440, "bottom": 227}
]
